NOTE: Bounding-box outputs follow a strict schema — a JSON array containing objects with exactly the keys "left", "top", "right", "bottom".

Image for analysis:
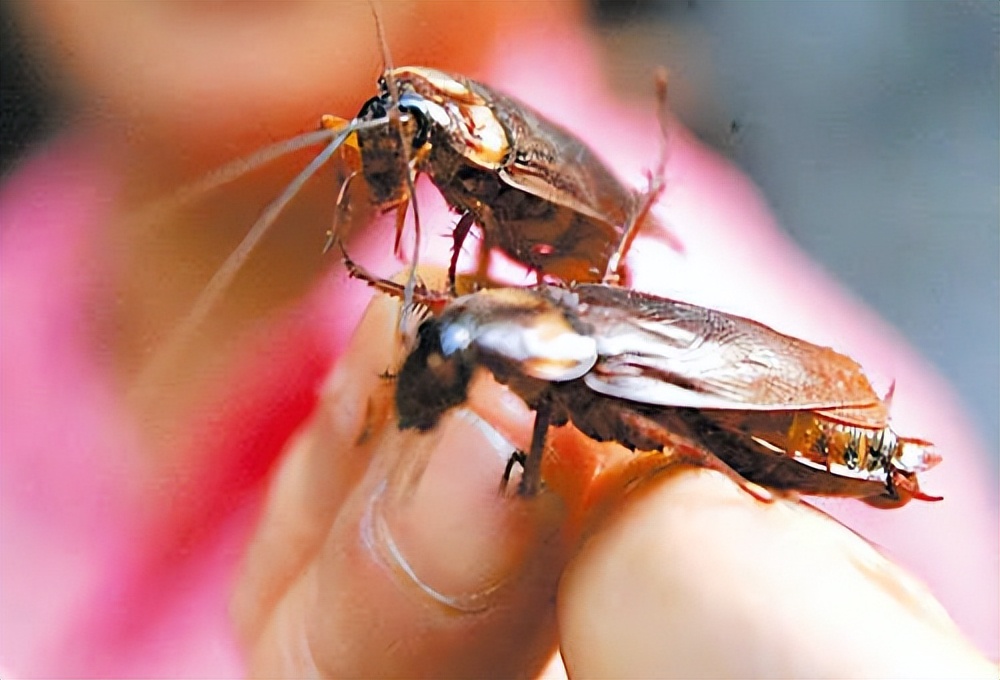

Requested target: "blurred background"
[{"left": 2, "top": 0, "right": 996, "bottom": 466}]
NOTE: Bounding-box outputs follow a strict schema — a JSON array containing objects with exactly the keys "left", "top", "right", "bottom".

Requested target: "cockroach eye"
[
  {"left": 397, "top": 92, "right": 432, "bottom": 149},
  {"left": 358, "top": 95, "right": 387, "bottom": 121},
  {"left": 399, "top": 105, "right": 429, "bottom": 148}
]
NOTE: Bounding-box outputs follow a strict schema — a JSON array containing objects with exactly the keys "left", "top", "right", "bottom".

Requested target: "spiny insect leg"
[
  {"left": 517, "top": 403, "right": 552, "bottom": 498},
  {"left": 448, "top": 212, "right": 476, "bottom": 294},
  {"left": 323, "top": 169, "right": 361, "bottom": 253},
  {"left": 390, "top": 195, "right": 411, "bottom": 258},
  {"left": 499, "top": 450, "right": 527, "bottom": 497},
  {"left": 338, "top": 242, "right": 452, "bottom": 316},
  {"left": 617, "top": 411, "right": 775, "bottom": 503}
]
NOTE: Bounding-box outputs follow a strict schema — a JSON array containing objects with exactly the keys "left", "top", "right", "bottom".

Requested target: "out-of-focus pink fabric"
[
  {"left": 0, "top": 135, "right": 364, "bottom": 676},
  {"left": 0, "top": 27, "right": 996, "bottom": 677}
]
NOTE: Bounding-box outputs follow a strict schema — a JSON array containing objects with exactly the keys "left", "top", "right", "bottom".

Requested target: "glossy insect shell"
[
  {"left": 392, "top": 284, "right": 940, "bottom": 507},
  {"left": 354, "top": 66, "right": 638, "bottom": 283}
]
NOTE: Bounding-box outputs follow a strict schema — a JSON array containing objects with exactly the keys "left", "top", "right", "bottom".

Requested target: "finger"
[
  {"left": 234, "top": 290, "right": 587, "bottom": 678},
  {"left": 231, "top": 286, "right": 403, "bottom": 649},
  {"left": 558, "top": 468, "right": 997, "bottom": 679}
]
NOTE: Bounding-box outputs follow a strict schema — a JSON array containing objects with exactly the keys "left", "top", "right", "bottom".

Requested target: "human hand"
[
  {"left": 558, "top": 469, "right": 997, "bottom": 678},
  {"left": 231, "top": 287, "right": 996, "bottom": 678},
  {"left": 227, "top": 47, "right": 996, "bottom": 673},
  {"left": 231, "top": 290, "right": 572, "bottom": 677}
]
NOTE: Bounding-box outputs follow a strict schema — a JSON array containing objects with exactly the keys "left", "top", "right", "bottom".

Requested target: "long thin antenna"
[
  {"left": 193, "top": 131, "right": 348, "bottom": 318},
  {"left": 131, "top": 119, "right": 386, "bottom": 398},
  {"left": 136, "top": 128, "right": 344, "bottom": 226},
  {"left": 371, "top": 1, "right": 422, "bottom": 309},
  {"left": 372, "top": 2, "right": 399, "bottom": 106},
  {"left": 129, "top": 132, "right": 346, "bottom": 397}
]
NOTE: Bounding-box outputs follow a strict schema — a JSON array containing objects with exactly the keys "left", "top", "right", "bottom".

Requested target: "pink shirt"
[{"left": 2, "top": 31, "right": 997, "bottom": 676}]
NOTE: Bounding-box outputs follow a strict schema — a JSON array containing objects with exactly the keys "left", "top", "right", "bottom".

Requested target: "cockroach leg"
[
  {"left": 603, "top": 171, "right": 666, "bottom": 284},
  {"left": 401, "top": 180, "right": 422, "bottom": 312},
  {"left": 671, "top": 446, "right": 776, "bottom": 503},
  {"left": 338, "top": 242, "right": 452, "bottom": 315},
  {"left": 618, "top": 411, "right": 775, "bottom": 503},
  {"left": 882, "top": 463, "right": 901, "bottom": 501},
  {"left": 473, "top": 231, "right": 495, "bottom": 286},
  {"left": 891, "top": 469, "right": 943, "bottom": 503},
  {"left": 610, "top": 450, "right": 681, "bottom": 497},
  {"left": 602, "top": 69, "right": 676, "bottom": 284},
  {"left": 518, "top": 403, "right": 552, "bottom": 497},
  {"left": 499, "top": 450, "right": 527, "bottom": 497},
  {"left": 390, "top": 194, "right": 411, "bottom": 257},
  {"left": 340, "top": 247, "right": 405, "bottom": 297},
  {"left": 323, "top": 169, "right": 361, "bottom": 254},
  {"left": 448, "top": 212, "right": 477, "bottom": 294}
]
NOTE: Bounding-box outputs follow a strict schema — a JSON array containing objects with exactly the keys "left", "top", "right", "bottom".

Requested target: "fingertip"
[
  {"left": 558, "top": 468, "right": 996, "bottom": 678},
  {"left": 232, "top": 292, "right": 404, "bottom": 655},
  {"left": 362, "top": 409, "right": 562, "bottom": 614},
  {"left": 298, "top": 404, "right": 571, "bottom": 677},
  {"left": 270, "top": 288, "right": 574, "bottom": 677},
  {"left": 558, "top": 468, "right": 756, "bottom": 678}
]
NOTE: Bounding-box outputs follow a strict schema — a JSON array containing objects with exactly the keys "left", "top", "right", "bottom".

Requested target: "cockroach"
[
  {"left": 343, "top": 255, "right": 941, "bottom": 508},
  {"left": 326, "top": 65, "right": 669, "bottom": 288},
  {"left": 144, "top": 62, "right": 670, "bottom": 390}
]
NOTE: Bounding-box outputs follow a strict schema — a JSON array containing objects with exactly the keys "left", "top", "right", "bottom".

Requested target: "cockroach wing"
[
  {"left": 810, "top": 403, "right": 892, "bottom": 429},
  {"left": 564, "top": 285, "right": 889, "bottom": 428},
  {"left": 474, "top": 83, "right": 633, "bottom": 230}
]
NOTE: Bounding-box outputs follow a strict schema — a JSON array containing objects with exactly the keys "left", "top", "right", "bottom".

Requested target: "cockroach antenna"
[
  {"left": 371, "top": 1, "right": 399, "bottom": 106},
  {"left": 371, "top": 1, "right": 423, "bottom": 314},
  {"left": 131, "top": 117, "right": 393, "bottom": 399}
]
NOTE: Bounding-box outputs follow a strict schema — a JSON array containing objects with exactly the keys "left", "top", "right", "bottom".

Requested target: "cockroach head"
[
  {"left": 357, "top": 85, "right": 432, "bottom": 151},
  {"left": 395, "top": 317, "right": 475, "bottom": 432}
]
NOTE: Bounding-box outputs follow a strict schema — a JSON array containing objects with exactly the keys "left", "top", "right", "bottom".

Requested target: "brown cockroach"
[
  {"left": 145, "top": 64, "right": 669, "bottom": 389},
  {"left": 326, "top": 65, "right": 669, "bottom": 288},
  {"left": 343, "top": 254, "right": 941, "bottom": 508}
]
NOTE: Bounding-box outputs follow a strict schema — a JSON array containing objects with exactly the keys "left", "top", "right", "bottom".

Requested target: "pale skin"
[{"left": 11, "top": 1, "right": 996, "bottom": 676}]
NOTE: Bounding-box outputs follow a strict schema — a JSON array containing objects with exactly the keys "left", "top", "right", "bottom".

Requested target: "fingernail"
[{"left": 362, "top": 408, "right": 564, "bottom": 613}]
